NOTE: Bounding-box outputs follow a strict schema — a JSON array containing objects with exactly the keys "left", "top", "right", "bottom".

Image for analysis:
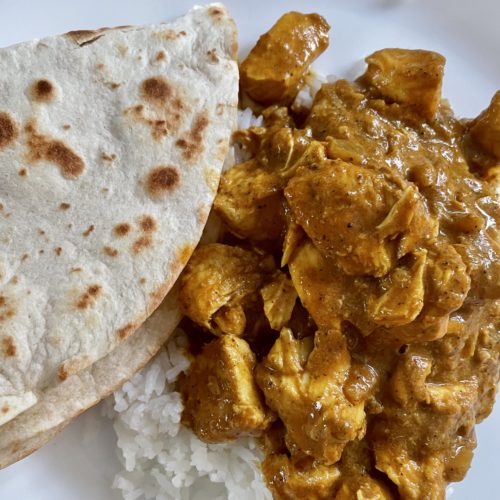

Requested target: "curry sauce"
[{"left": 178, "top": 12, "right": 500, "bottom": 500}]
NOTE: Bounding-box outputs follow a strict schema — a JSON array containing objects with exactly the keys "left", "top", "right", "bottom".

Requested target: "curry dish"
[{"left": 177, "top": 12, "right": 500, "bottom": 500}]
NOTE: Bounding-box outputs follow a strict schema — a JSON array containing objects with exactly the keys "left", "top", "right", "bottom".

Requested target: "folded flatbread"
[
  {"left": 0, "top": 2, "right": 238, "bottom": 434},
  {"left": 0, "top": 285, "right": 180, "bottom": 468},
  {"left": 0, "top": 212, "right": 223, "bottom": 468}
]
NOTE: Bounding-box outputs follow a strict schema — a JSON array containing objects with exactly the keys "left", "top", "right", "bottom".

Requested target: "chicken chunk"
[
  {"left": 334, "top": 475, "right": 394, "bottom": 500},
  {"left": 390, "top": 351, "right": 432, "bottom": 409},
  {"left": 261, "top": 271, "right": 298, "bottom": 330},
  {"left": 282, "top": 219, "right": 306, "bottom": 267},
  {"left": 215, "top": 125, "right": 315, "bottom": 242},
  {"left": 361, "top": 48, "right": 446, "bottom": 120},
  {"left": 288, "top": 239, "right": 378, "bottom": 335},
  {"left": 255, "top": 326, "right": 369, "bottom": 464},
  {"left": 374, "top": 408, "right": 477, "bottom": 495},
  {"left": 306, "top": 80, "right": 381, "bottom": 161},
  {"left": 289, "top": 236, "right": 470, "bottom": 345},
  {"left": 424, "top": 243, "right": 471, "bottom": 313},
  {"left": 374, "top": 446, "right": 446, "bottom": 500},
  {"left": 468, "top": 91, "right": 500, "bottom": 160},
  {"left": 367, "top": 249, "right": 427, "bottom": 328},
  {"left": 285, "top": 159, "right": 433, "bottom": 277},
  {"left": 426, "top": 380, "right": 479, "bottom": 415},
  {"left": 179, "top": 335, "right": 274, "bottom": 443},
  {"left": 240, "top": 12, "right": 330, "bottom": 105},
  {"left": 178, "top": 244, "right": 273, "bottom": 335},
  {"left": 373, "top": 348, "right": 479, "bottom": 500},
  {"left": 262, "top": 453, "right": 341, "bottom": 500},
  {"left": 214, "top": 160, "right": 285, "bottom": 241},
  {"left": 373, "top": 242, "right": 471, "bottom": 343},
  {"left": 343, "top": 363, "right": 379, "bottom": 406},
  {"left": 373, "top": 405, "right": 477, "bottom": 498}
]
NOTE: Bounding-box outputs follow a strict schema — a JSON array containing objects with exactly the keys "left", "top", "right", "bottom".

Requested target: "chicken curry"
[{"left": 178, "top": 12, "right": 500, "bottom": 500}]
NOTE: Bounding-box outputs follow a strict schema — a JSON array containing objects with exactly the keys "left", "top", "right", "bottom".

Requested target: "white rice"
[
  {"left": 237, "top": 108, "right": 264, "bottom": 130},
  {"left": 294, "top": 69, "right": 330, "bottom": 110},
  {"left": 107, "top": 330, "right": 272, "bottom": 500}
]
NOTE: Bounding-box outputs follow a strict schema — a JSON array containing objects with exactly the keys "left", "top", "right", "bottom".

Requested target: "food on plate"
[
  {"left": 179, "top": 333, "right": 275, "bottom": 442},
  {"left": 0, "top": 3, "right": 238, "bottom": 468},
  {"left": 0, "top": 288, "right": 182, "bottom": 468},
  {"left": 174, "top": 12, "right": 500, "bottom": 500},
  {"left": 240, "top": 12, "right": 330, "bottom": 106}
]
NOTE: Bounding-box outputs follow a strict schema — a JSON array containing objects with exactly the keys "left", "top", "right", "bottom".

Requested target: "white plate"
[{"left": 0, "top": 1, "right": 499, "bottom": 499}]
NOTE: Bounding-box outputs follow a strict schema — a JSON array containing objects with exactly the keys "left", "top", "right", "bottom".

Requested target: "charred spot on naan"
[
  {"left": 59, "top": 202, "right": 71, "bottom": 210},
  {"left": 66, "top": 29, "right": 105, "bottom": 46},
  {"left": 57, "top": 364, "right": 68, "bottom": 381},
  {"left": 138, "top": 215, "right": 157, "bottom": 233},
  {"left": 114, "top": 222, "right": 132, "bottom": 237},
  {"left": 103, "top": 246, "right": 119, "bottom": 257},
  {"left": 116, "top": 322, "right": 135, "bottom": 341},
  {"left": 0, "top": 112, "right": 18, "bottom": 150},
  {"left": 75, "top": 284, "right": 102, "bottom": 310},
  {"left": 155, "top": 29, "right": 188, "bottom": 41},
  {"left": 154, "top": 50, "right": 166, "bottom": 63},
  {"left": 65, "top": 26, "right": 132, "bottom": 47},
  {"left": 125, "top": 76, "right": 186, "bottom": 141},
  {"left": 208, "top": 6, "right": 225, "bottom": 20},
  {"left": 24, "top": 121, "right": 84, "bottom": 179},
  {"left": 125, "top": 104, "right": 179, "bottom": 141},
  {"left": 111, "top": 215, "right": 158, "bottom": 255},
  {"left": 82, "top": 225, "right": 95, "bottom": 237},
  {"left": 141, "top": 76, "right": 173, "bottom": 104},
  {"left": 144, "top": 165, "right": 180, "bottom": 200},
  {"left": 175, "top": 111, "right": 210, "bottom": 162},
  {"left": 0, "top": 310, "right": 16, "bottom": 324},
  {"left": 57, "top": 352, "right": 95, "bottom": 381},
  {"left": 18, "top": 168, "right": 27, "bottom": 177},
  {"left": 30, "top": 79, "right": 56, "bottom": 103},
  {"left": 0, "top": 295, "right": 16, "bottom": 323},
  {"left": 132, "top": 235, "right": 153, "bottom": 255},
  {"left": 1, "top": 336, "right": 16, "bottom": 357},
  {"left": 101, "top": 152, "right": 117, "bottom": 162},
  {"left": 207, "top": 49, "right": 219, "bottom": 63}
]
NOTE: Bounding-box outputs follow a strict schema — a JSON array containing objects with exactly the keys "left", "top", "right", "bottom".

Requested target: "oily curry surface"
[{"left": 177, "top": 12, "right": 500, "bottom": 500}]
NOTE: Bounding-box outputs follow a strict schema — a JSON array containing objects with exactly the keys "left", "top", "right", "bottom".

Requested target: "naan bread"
[
  {"left": 0, "top": 211, "right": 223, "bottom": 469},
  {"left": 0, "top": 4, "right": 238, "bottom": 427},
  {"left": 0, "top": 286, "right": 180, "bottom": 468}
]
